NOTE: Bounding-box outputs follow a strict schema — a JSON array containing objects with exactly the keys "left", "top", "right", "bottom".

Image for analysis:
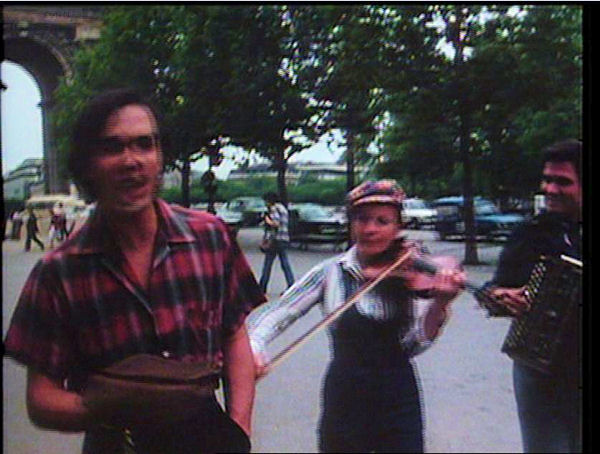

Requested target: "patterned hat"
[{"left": 346, "top": 179, "right": 406, "bottom": 208}]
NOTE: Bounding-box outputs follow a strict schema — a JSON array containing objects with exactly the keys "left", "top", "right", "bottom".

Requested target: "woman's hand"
[
  {"left": 431, "top": 266, "right": 466, "bottom": 305},
  {"left": 252, "top": 351, "right": 270, "bottom": 379}
]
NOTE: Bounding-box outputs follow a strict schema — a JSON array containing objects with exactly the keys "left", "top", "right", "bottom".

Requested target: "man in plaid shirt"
[{"left": 4, "top": 89, "right": 265, "bottom": 453}]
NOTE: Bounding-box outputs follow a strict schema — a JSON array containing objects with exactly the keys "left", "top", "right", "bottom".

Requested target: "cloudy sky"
[{"left": 1, "top": 61, "right": 343, "bottom": 178}]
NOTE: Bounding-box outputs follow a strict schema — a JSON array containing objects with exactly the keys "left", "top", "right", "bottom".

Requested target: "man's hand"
[
  {"left": 489, "top": 286, "right": 530, "bottom": 316},
  {"left": 26, "top": 369, "right": 92, "bottom": 432},
  {"left": 222, "top": 324, "right": 256, "bottom": 437}
]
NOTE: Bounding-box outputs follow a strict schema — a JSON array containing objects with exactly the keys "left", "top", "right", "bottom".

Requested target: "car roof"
[{"left": 432, "top": 196, "right": 491, "bottom": 205}]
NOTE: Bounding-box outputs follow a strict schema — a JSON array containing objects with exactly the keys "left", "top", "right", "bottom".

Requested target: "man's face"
[
  {"left": 89, "top": 104, "right": 163, "bottom": 215},
  {"left": 541, "top": 161, "right": 581, "bottom": 219}
]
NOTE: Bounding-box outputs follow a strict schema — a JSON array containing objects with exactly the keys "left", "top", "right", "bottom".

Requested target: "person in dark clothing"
[
  {"left": 24, "top": 207, "right": 44, "bottom": 252},
  {"left": 478, "top": 139, "right": 582, "bottom": 452}
]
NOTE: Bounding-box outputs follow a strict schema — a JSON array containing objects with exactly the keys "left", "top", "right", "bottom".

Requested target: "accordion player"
[{"left": 478, "top": 205, "right": 582, "bottom": 453}]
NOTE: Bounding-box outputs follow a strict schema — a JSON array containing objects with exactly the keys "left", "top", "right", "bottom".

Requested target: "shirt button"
[{"left": 161, "top": 350, "right": 171, "bottom": 358}]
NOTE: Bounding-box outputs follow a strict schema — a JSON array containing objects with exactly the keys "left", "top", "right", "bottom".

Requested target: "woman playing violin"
[{"left": 247, "top": 179, "right": 465, "bottom": 453}]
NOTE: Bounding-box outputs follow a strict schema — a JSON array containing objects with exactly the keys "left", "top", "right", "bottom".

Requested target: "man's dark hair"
[
  {"left": 68, "top": 88, "right": 160, "bottom": 200},
  {"left": 542, "top": 139, "right": 581, "bottom": 180},
  {"left": 263, "top": 192, "right": 279, "bottom": 204}
]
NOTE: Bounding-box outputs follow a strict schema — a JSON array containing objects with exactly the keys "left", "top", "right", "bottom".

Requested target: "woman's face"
[{"left": 352, "top": 204, "right": 401, "bottom": 259}]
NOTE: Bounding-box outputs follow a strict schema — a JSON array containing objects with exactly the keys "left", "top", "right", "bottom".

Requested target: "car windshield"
[
  {"left": 297, "top": 204, "right": 330, "bottom": 219},
  {"left": 227, "top": 198, "right": 266, "bottom": 212},
  {"left": 404, "top": 199, "right": 429, "bottom": 210},
  {"left": 475, "top": 201, "right": 500, "bottom": 215}
]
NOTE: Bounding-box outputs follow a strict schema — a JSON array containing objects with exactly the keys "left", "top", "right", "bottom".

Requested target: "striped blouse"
[{"left": 247, "top": 245, "right": 441, "bottom": 361}]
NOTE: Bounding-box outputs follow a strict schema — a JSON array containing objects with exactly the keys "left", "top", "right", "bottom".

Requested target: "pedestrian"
[
  {"left": 24, "top": 207, "right": 44, "bottom": 252},
  {"left": 477, "top": 139, "right": 582, "bottom": 452},
  {"left": 248, "top": 179, "right": 465, "bottom": 452},
  {"left": 48, "top": 208, "right": 62, "bottom": 248},
  {"left": 258, "top": 192, "right": 295, "bottom": 293},
  {"left": 54, "top": 202, "right": 69, "bottom": 239},
  {"left": 4, "top": 88, "right": 265, "bottom": 453},
  {"left": 10, "top": 209, "right": 23, "bottom": 240}
]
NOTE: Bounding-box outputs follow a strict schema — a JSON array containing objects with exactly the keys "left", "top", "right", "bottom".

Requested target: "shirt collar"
[
  {"left": 61, "top": 198, "right": 196, "bottom": 256},
  {"left": 336, "top": 245, "right": 363, "bottom": 280}
]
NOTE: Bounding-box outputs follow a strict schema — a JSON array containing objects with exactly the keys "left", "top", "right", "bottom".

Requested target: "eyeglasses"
[{"left": 93, "top": 134, "right": 159, "bottom": 155}]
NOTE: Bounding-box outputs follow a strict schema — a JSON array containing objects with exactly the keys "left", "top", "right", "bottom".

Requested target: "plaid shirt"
[
  {"left": 247, "top": 244, "right": 438, "bottom": 361},
  {"left": 266, "top": 202, "right": 290, "bottom": 243},
  {"left": 4, "top": 199, "right": 265, "bottom": 385}
]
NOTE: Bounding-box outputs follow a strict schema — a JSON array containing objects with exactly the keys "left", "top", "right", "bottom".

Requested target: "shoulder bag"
[{"left": 82, "top": 354, "right": 221, "bottom": 427}]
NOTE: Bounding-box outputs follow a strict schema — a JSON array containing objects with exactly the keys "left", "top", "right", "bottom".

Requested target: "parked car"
[
  {"left": 221, "top": 197, "right": 267, "bottom": 226},
  {"left": 215, "top": 205, "right": 243, "bottom": 238},
  {"left": 289, "top": 203, "right": 348, "bottom": 250},
  {"left": 431, "top": 196, "right": 525, "bottom": 241},
  {"left": 402, "top": 198, "right": 437, "bottom": 229}
]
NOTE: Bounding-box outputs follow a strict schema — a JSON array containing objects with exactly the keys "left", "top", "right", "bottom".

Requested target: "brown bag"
[
  {"left": 259, "top": 237, "right": 275, "bottom": 253},
  {"left": 82, "top": 354, "right": 221, "bottom": 427}
]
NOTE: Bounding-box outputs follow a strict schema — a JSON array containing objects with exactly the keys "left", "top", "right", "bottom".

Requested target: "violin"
[
  {"left": 359, "top": 238, "right": 463, "bottom": 294},
  {"left": 358, "top": 238, "right": 507, "bottom": 314},
  {"left": 261, "top": 239, "right": 467, "bottom": 375}
]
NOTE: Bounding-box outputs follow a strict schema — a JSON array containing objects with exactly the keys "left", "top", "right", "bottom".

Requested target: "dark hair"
[
  {"left": 542, "top": 139, "right": 581, "bottom": 181},
  {"left": 68, "top": 88, "right": 161, "bottom": 200},
  {"left": 263, "top": 192, "right": 279, "bottom": 204}
]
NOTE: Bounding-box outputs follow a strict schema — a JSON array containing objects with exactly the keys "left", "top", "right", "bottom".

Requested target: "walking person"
[
  {"left": 24, "top": 207, "right": 44, "bottom": 252},
  {"left": 54, "top": 202, "right": 69, "bottom": 239},
  {"left": 477, "top": 139, "right": 582, "bottom": 452},
  {"left": 4, "top": 88, "right": 265, "bottom": 453},
  {"left": 248, "top": 180, "right": 466, "bottom": 452},
  {"left": 48, "top": 208, "right": 62, "bottom": 248},
  {"left": 10, "top": 209, "right": 24, "bottom": 240},
  {"left": 259, "top": 192, "right": 295, "bottom": 293}
]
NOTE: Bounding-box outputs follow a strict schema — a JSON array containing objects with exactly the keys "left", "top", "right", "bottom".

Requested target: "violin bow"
[{"left": 263, "top": 248, "right": 414, "bottom": 374}]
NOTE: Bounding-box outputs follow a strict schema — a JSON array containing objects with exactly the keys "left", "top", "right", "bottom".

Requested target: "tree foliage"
[{"left": 51, "top": 4, "right": 582, "bottom": 258}]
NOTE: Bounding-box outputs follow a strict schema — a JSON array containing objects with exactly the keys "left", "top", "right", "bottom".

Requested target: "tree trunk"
[
  {"left": 181, "top": 157, "right": 191, "bottom": 208},
  {"left": 276, "top": 150, "right": 288, "bottom": 206},
  {"left": 452, "top": 7, "right": 479, "bottom": 265},
  {"left": 460, "top": 113, "right": 480, "bottom": 264},
  {"left": 345, "top": 130, "right": 356, "bottom": 193},
  {"left": 345, "top": 130, "right": 356, "bottom": 248}
]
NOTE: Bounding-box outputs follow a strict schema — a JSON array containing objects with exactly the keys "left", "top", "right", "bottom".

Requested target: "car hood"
[
  {"left": 477, "top": 213, "right": 524, "bottom": 223},
  {"left": 404, "top": 208, "right": 436, "bottom": 216},
  {"left": 300, "top": 216, "right": 346, "bottom": 224},
  {"left": 216, "top": 210, "right": 243, "bottom": 222}
]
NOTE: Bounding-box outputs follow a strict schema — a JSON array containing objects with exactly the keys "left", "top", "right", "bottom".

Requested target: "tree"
[
  {"left": 378, "top": 4, "right": 581, "bottom": 263},
  {"left": 220, "top": 5, "right": 320, "bottom": 205}
]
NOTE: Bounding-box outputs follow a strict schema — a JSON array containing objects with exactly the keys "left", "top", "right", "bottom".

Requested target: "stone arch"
[
  {"left": 3, "top": 35, "right": 71, "bottom": 193},
  {"left": 2, "top": 6, "right": 103, "bottom": 193}
]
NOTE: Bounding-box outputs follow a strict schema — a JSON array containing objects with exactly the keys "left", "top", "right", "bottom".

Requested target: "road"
[{"left": 3, "top": 227, "right": 522, "bottom": 453}]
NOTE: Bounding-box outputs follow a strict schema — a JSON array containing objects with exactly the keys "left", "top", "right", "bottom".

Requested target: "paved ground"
[{"left": 3, "top": 227, "right": 523, "bottom": 453}]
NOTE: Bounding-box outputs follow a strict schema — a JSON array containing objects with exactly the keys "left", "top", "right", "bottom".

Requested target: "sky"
[{"left": 1, "top": 61, "right": 343, "bottom": 179}]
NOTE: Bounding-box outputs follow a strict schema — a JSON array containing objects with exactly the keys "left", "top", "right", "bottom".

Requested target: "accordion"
[{"left": 501, "top": 254, "right": 582, "bottom": 374}]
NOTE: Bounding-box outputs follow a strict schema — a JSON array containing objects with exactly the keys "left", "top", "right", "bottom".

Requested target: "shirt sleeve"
[
  {"left": 246, "top": 263, "right": 327, "bottom": 359},
  {"left": 399, "top": 296, "right": 436, "bottom": 357},
  {"left": 221, "top": 228, "right": 267, "bottom": 337},
  {"left": 490, "top": 222, "right": 541, "bottom": 288},
  {"left": 4, "top": 260, "right": 77, "bottom": 380}
]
